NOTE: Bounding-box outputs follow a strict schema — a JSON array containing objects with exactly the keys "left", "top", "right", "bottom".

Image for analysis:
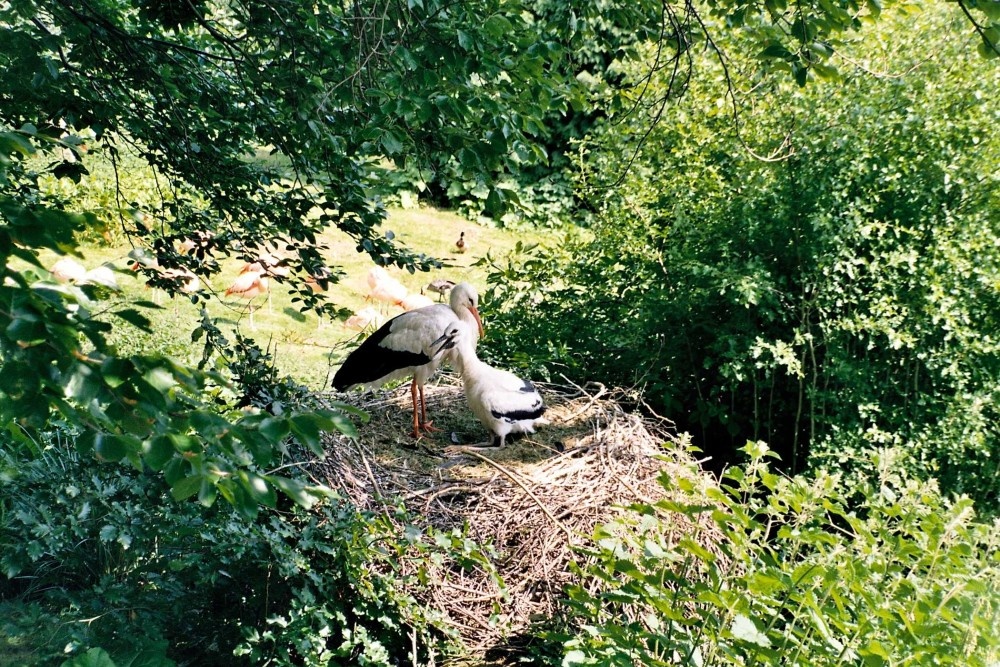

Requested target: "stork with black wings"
[{"left": 333, "top": 282, "right": 484, "bottom": 438}]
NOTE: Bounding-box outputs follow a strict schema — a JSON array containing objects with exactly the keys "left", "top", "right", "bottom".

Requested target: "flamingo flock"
[
  {"left": 354, "top": 266, "right": 439, "bottom": 321},
  {"left": 51, "top": 257, "right": 120, "bottom": 290},
  {"left": 127, "top": 248, "right": 202, "bottom": 303}
]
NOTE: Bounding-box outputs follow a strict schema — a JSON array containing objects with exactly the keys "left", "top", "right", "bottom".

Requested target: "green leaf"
[
  {"left": 759, "top": 42, "right": 794, "bottom": 61},
  {"left": 60, "top": 647, "right": 117, "bottom": 667},
  {"left": 0, "top": 133, "right": 34, "bottom": 164},
  {"left": 144, "top": 366, "right": 177, "bottom": 393},
  {"left": 101, "top": 357, "right": 134, "bottom": 388},
  {"left": 143, "top": 435, "right": 175, "bottom": 471},
  {"left": 198, "top": 478, "right": 218, "bottom": 507},
  {"left": 730, "top": 614, "right": 770, "bottom": 647},
  {"left": 168, "top": 432, "right": 200, "bottom": 453},
  {"left": 380, "top": 130, "right": 404, "bottom": 155},
  {"left": 52, "top": 160, "right": 89, "bottom": 182},
  {"left": 483, "top": 15, "right": 513, "bottom": 39},
  {"left": 793, "top": 61, "right": 808, "bottom": 87},
  {"left": 979, "top": 26, "right": 1000, "bottom": 58},
  {"left": 5, "top": 316, "right": 46, "bottom": 347},
  {"left": 267, "top": 474, "right": 323, "bottom": 510},
  {"left": 240, "top": 471, "right": 277, "bottom": 508},
  {"left": 95, "top": 433, "right": 129, "bottom": 461},
  {"left": 327, "top": 410, "right": 359, "bottom": 438},
  {"left": 65, "top": 364, "right": 101, "bottom": 404},
  {"left": 259, "top": 416, "right": 290, "bottom": 442},
  {"left": 457, "top": 30, "right": 474, "bottom": 51},
  {"left": 981, "top": 5, "right": 1000, "bottom": 21},
  {"left": 170, "top": 474, "right": 203, "bottom": 501}
]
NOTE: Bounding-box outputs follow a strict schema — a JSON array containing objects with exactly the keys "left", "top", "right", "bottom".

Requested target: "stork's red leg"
[
  {"left": 409, "top": 380, "right": 422, "bottom": 438},
  {"left": 418, "top": 384, "right": 441, "bottom": 432}
]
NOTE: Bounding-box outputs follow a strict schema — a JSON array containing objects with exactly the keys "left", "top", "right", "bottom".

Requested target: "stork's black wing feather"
[
  {"left": 333, "top": 315, "right": 430, "bottom": 390},
  {"left": 491, "top": 402, "right": 546, "bottom": 422}
]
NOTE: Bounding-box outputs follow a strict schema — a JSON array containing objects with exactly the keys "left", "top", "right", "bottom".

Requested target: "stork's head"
[
  {"left": 449, "top": 282, "right": 484, "bottom": 338},
  {"left": 431, "top": 320, "right": 477, "bottom": 361}
]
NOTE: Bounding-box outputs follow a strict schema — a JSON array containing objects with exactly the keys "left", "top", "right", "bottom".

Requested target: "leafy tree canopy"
[{"left": 1, "top": 0, "right": 995, "bottom": 510}]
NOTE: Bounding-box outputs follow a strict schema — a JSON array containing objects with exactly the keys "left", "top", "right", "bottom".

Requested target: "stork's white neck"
[{"left": 448, "top": 326, "right": 484, "bottom": 377}]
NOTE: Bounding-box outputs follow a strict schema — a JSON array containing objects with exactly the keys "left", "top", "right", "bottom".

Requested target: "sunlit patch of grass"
[{"left": 38, "top": 206, "right": 550, "bottom": 390}]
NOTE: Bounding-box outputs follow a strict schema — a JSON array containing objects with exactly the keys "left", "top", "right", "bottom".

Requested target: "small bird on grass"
[{"left": 426, "top": 278, "right": 456, "bottom": 302}]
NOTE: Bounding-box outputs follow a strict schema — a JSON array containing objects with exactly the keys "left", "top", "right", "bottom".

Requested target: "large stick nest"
[{"left": 308, "top": 376, "right": 722, "bottom": 660}]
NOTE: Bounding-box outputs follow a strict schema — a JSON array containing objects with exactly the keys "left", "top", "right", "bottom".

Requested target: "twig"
[
  {"left": 356, "top": 442, "right": 383, "bottom": 499},
  {"left": 457, "top": 449, "right": 575, "bottom": 541},
  {"left": 556, "top": 375, "right": 608, "bottom": 424}
]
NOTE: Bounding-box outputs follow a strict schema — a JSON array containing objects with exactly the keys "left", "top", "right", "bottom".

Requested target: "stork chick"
[
  {"left": 433, "top": 321, "right": 545, "bottom": 448},
  {"left": 333, "top": 282, "right": 484, "bottom": 438}
]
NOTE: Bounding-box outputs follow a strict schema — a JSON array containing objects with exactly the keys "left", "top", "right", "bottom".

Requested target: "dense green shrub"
[
  {"left": 551, "top": 442, "right": 1000, "bottom": 666},
  {"left": 483, "top": 5, "right": 1000, "bottom": 508},
  {"left": 0, "top": 430, "right": 484, "bottom": 665}
]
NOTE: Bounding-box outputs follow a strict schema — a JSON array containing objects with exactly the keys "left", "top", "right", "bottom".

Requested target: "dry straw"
[{"left": 309, "top": 376, "right": 721, "bottom": 659}]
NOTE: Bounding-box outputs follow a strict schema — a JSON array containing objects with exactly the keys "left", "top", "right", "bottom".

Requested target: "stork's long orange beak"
[{"left": 470, "top": 306, "right": 485, "bottom": 338}]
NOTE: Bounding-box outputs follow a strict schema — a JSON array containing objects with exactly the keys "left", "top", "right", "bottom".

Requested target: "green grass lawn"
[{"left": 49, "top": 206, "right": 546, "bottom": 390}]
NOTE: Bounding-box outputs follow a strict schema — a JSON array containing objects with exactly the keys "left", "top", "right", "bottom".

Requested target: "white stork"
[
  {"left": 432, "top": 320, "right": 546, "bottom": 448},
  {"left": 333, "top": 282, "right": 484, "bottom": 438}
]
